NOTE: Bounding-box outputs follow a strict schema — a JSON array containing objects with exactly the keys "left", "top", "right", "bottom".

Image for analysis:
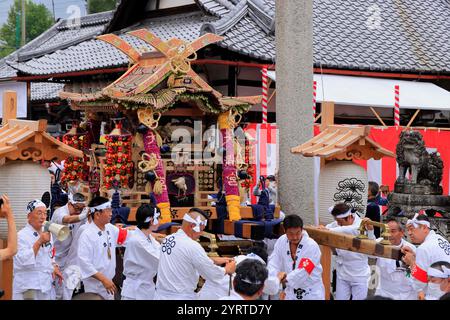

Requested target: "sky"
[{"left": 0, "top": 0, "right": 87, "bottom": 26}]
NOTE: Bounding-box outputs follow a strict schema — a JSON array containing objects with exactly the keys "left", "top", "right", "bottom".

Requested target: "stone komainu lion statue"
[{"left": 396, "top": 131, "right": 443, "bottom": 188}]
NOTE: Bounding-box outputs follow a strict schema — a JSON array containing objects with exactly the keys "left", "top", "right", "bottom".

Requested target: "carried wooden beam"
[
  {"left": 128, "top": 206, "right": 281, "bottom": 222},
  {"left": 304, "top": 226, "right": 402, "bottom": 260}
]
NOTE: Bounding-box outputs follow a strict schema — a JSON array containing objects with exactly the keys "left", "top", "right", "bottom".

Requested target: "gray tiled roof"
[
  {"left": 30, "top": 82, "right": 65, "bottom": 102},
  {"left": 0, "top": 11, "right": 113, "bottom": 79},
  {"left": 199, "top": 0, "right": 450, "bottom": 73},
  {"left": 8, "top": 0, "right": 450, "bottom": 76},
  {"left": 312, "top": 0, "right": 450, "bottom": 73},
  {"left": 0, "top": 63, "right": 17, "bottom": 79},
  {"left": 10, "top": 11, "right": 217, "bottom": 76}
]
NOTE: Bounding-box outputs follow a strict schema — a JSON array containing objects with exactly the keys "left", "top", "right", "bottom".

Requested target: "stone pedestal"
[
  {"left": 394, "top": 181, "right": 442, "bottom": 195},
  {"left": 387, "top": 192, "right": 450, "bottom": 218}
]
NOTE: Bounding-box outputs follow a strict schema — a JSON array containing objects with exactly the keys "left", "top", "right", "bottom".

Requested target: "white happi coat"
[
  {"left": 411, "top": 230, "right": 450, "bottom": 299},
  {"left": 65, "top": 221, "right": 90, "bottom": 270},
  {"left": 51, "top": 204, "right": 85, "bottom": 269},
  {"left": 13, "top": 223, "right": 55, "bottom": 299},
  {"left": 122, "top": 229, "right": 161, "bottom": 300},
  {"left": 326, "top": 214, "right": 375, "bottom": 283},
  {"left": 199, "top": 255, "right": 279, "bottom": 300},
  {"left": 154, "top": 229, "right": 226, "bottom": 300},
  {"left": 60, "top": 221, "right": 90, "bottom": 299},
  {"left": 78, "top": 223, "right": 129, "bottom": 300},
  {"left": 267, "top": 231, "right": 325, "bottom": 300},
  {"left": 375, "top": 238, "right": 417, "bottom": 300}
]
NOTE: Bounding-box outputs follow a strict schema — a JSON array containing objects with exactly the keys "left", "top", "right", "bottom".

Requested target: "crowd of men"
[{"left": 1, "top": 187, "right": 449, "bottom": 301}]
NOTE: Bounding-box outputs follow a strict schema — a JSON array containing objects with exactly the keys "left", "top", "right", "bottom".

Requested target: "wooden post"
[
  {"left": 319, "top": 101, "right": 335, "bottom": 169},
  {"left": 320, "top": 245, "right": 332, "bottom": 300},
  {"left": 0, "top": 240, "right": 13, "bottom": 300},
  {"left": 2, "top": 91, "right": 17, "bottom": 125},
  {"left": 317, "top": 101, "right": 334, "bottom": 300},
  {"left": 320, "top": 101, "right": 335, "bottom": 131}
]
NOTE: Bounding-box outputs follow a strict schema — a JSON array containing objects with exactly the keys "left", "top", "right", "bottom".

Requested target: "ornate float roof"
[
  {"left": 0, "top": 119, "right": 83, "bottom": 162},
  {"left": 59, "top": 30, "right": 261, "bottom": 114},
  {"left": 291, "top": 125, "right": 395, "bottom": 160}
]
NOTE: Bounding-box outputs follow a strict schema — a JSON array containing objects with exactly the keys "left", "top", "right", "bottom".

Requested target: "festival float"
[{"left": 58, "top": 30, "right": 283, "bottom": 255}]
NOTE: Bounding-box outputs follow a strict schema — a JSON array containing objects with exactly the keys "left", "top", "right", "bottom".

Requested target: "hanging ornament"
[
  {"left": 61, "top": 120, "right": 90, "bottom": 185},
  {"left": 103, "top": 118, "right": 135, "bottom": 190}
]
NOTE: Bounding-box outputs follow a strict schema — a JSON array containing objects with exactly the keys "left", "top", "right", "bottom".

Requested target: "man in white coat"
[
  {"left": 121, "top": 203, "right": 161, "bottom": 300},
  {"left": 324, "top": 203, "right": 375, "bottom": 300},
  {"left": 13, "top": 199, "right": 63, "bottom": 300},
  {"left": 50, "top": 192, "right": 88, "bottom": 299},
  {"left": 77, "top": 196, "right": 131, "bottom": 300},
  {"left": 220, "top": 259, "right": 269, "bottom": 300},
  {"left": 268, "top": 214, "right": 325, "bottom": 300},
  {"left": 154, "top": 207, "right": 236, "bottom": 300},
  {"left": 63, "top": 212, "right": 92, "bottom": 299},
  {"left": 402, "top": 213, "right": 450, "bottom": 300},
  {"left": 374, "top": 218, "right": 416, "bottom": 300}
]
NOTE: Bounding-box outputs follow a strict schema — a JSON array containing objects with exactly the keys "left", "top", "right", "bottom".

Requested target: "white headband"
[
  {"left": 27, "top": 199, "right": 46, "bottom": 214},
  {"left": 407, "top": 213, "right": 430, "bottom": 229},
  {"left": 68, "top": 193, "right": 85, "bottom": 205},
  {"left": 246, "top": 253, "right": 266, "bottom": 265},
  {"left": 144, "top": 208, "right": 160, "bottom": 226},
  {"left": 183, "top": 213, "right": 207, "bottom": 232},
  {"left": 428, "top": 266, "right": 450, "bottom": 279},
  {"left": 89, "top": 201, "right": 112, "bottom": 213},
  {"left": 328, "top": 207, "right": 353, "bottom": 219}
]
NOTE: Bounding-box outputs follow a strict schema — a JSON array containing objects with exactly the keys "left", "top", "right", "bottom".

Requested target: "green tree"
[
  {"left": 0, "top": 0, "right": 54, "bottom": 58},
  {"left": 86, "top": 0, "right": 118, "bottom": 14}
]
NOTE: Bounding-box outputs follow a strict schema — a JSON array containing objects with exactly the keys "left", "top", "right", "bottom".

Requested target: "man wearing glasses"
[
  {"left": 13, "top": 200, "right": 63, "bottom": 300},
  {"left": 374, "top": 218, "right": 416, "bottom": 300}
]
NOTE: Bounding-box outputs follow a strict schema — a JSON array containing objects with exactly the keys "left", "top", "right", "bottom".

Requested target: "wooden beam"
[
  {"left": 320, "top": 101, "right": 335, "bottom": 131},
  {"left": 320, "top": 245, "right": 332, "bottom": 300},
  {"left": 406, "top": 109, "right": 421, "bottom": 128},
  {"left": 222, "top": 220, "right": 265, "bottom": 240},
  {"left": 304, "top": 226, "right": 402, "bottom": 260},
  {"left": 369, "top": 107, "right": 387, "bottom": 127},
  {"left": 2, "top": 91, "right": 17, "bottom": 125},
  {"left": 7, "top": 119, "right": 47, "bottom": 132},
  {"left": 127, "top": 206, "right": 281, "bottom": 222}
]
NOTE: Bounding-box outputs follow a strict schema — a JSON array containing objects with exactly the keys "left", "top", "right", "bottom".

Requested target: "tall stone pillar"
[{"left": 276, "top": 0, "right": 314, "bottom": 223}]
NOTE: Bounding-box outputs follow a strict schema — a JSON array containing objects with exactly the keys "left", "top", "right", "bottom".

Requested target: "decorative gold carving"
[{"left": 137, "top": 109, "right": 161, "bottom": 130}]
